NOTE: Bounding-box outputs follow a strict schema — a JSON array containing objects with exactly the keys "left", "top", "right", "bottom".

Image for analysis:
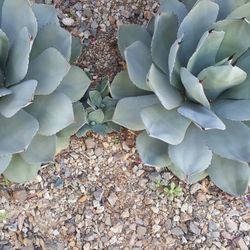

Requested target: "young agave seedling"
[{"left": 77, "top": 78, "right": 120, "bottom": 136}]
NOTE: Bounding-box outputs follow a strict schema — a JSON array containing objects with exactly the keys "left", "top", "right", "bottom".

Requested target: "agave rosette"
[
  {"left": 112, "top": 0, "right": 250, "bottom": 195},
  {"left": 0, "top": 0, "right": 90, "bottom": 182}
]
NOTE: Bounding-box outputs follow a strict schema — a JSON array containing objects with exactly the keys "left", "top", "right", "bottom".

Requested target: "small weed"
[
  {"left": 0, "top": 210, "right": 8, "bottom": 222},
  {"left": 155, "top": 180, "right": 182, "bottom": 201},
  {"left": 3, "top": 176, "right": 10, "bottom": 187},
  {"left": 113, "top": 136, "right": 120, "bottom": 144}
]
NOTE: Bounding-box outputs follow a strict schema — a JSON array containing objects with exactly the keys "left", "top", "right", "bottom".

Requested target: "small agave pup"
[
  {"left": 77, "top": 78, "right": 120, "bottom": 136},
  {"left": 111, "top": 0, "right": 250, "bottom": 196},
  {"left": 0, "top": 0, "right": 91, "bottom": 183}
]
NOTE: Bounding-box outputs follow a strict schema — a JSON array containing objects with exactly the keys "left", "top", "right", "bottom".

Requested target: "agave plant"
[
  {"left": 111, "top": 0, "right": 250, "bottom": 195},
  {"left": 0, "top": 0, "right": 91, "bottom": 183},
  {"left": 77, "top": 78, "right": 120, "bottom": 136}
]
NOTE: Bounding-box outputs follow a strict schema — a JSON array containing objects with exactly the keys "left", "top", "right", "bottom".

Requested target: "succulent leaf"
[
  {"left": 141, "top": 104, "right": 190, "bottom": 145},
  {"left": 118, "top": 24, "right": 151, "bottom": 58},
  {"left": 180, "top": 67, "right": 210, "bottom": 108},
  {"left": 147, "top": 64, "right": 183, "bottom": 109},
  {"left": 55, "top": 65, "right": 91, "bottom": 102},
  {"left": 20, "top": 134, "right": 56, "bottom": 164},
  {"left": 151, "top": 12, "right": 178, "bottom": 73},
  {"left": 26, "top": 93, "right": 74, "bottom": 136},
  {"left": 168, "top": 125, "right": 212, "bottom": 178},
  {"left": 110, "top": 71, "right": 150, "bottom": 99},
  {"left": 0, "top": 29, "right": 8, "bottom": 68},
  {"left": 160, "top": 0, "right": 187, "bottom": 23},
  {"left": 223, "top": 48, "right": 250, "bottom": 99},
  {"left": 5, "top": 27, "right": 32, "bottom": 85},
  {"left": 187, "top": 30, "right": 224, "bottom": 75},
  {"left": 136, "top": 131, "right": 171, "bottom": 167},
  {"left": 113, "top": 95, "right": 159, "bottom": 131},
  {"left": 0, "top": 154, "right": 11, "bottom": 174},
  {"left": 177, "top": 0, "right": 219, "bottom": 64},
  {"left": 3, "top": 154, "right": 40, "bottom": 183},
  {"left": 0, "top": 110, "right": 39, "bottom": 154},
  {"left": 70, "top": 36, "right": 82, "bottom": 64},
  {"left": 214, "top": 18, "right": 250, "bottom": 61},
  {"left": 178, "top": 102, "right": 225, "bottom": 130},
  {"left": 32, "top": 3, "right": 59, "bottom": 30},
  {"left": 205, "top": 120, "right": 250, "bottom": 162},
  {"left": 198, "top": 65, "right": 247, "bottom": 99},
  {"left": 208, "top": 154, "right": 250, "bottom": 196},
  {"left": 125, "top": 41, "right": 152, "bottom": 91},
  {"left": 26, "top": 48, "right": 70, "bottom": 95},
  {"left": 1, "top": 0, "right": 37, "bottom": 45},
  {"left": 0, "top": 80, "right": 37, "bottom": 118},
  {"left": 212, "top": 99, "right": 250, "bottom": 121},
  {"left": 30, "top": 23, "right": 71, "bottom": 61}
]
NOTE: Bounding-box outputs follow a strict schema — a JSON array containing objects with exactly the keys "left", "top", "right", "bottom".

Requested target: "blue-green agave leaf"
[
  {"left": 180, "top": 67, "right": 210, "bottom": 108},
  {"left": 21, "top": 134, "right": 56, "bottom": 164},
  {"left": 223, "top": 49, "right": 250, "bottom": 99},
  {"left": 160, "top": 0, "right": 188, "bottom": 23},
  {"left": 58, "top": 102, "right": 87, "bottom": 138},
  {"left": 30, "top": 23, "right": 71, "bottom": 61},
  {"left": 169, "top": 125, "right": 212, "bottom": 179},
  {"left": 118, "top": 24, "right": 151, "bottom": 58},
  {"left": 208, "top": 154, "right": 249, "bottom": 196},
  {"left": 110, "top": 71, "right": 151, "bottom": 99},
  {"left": 5, "top": 27, "right": 32, "bottom": 85},
  {"left": 0, "top": 110, "right": 39, "bottom": 154},
  {"left": 147, "top": 64, "right": 183, "bottom": 110},
  {"left": 146, "top": 16, "right": 156, "bottom": 36},
  {"left": 136, "top": 131, "right": 171, "bottom": 167},
  {"left": 26, "top": 93, "right": 74, "bottom": 136},
  {"left": 88, "top": 109, "right": 105, "bottom": 123},
  {"left": 70, "top": 36, "right": 82, "bottom": 63},
  {"left": 214, "top": 18, "right": 250, "bottom": 61},
  {"left": 151, "top": 12, "right": 178, "bottom": 74},
  {"left": 226, "top": 1, "right": 250, "bottom": 20},
  {"left": 212, "top": 99, "right": 250, "bottom": 121},
  {"left": 112, "top": 95, "right": 159, "bottom": 131},
  {"left": 141, "top": 104, "right": 191, "bottom": 145},
  {"left": 198, "top": 65, "right": 247, "bottom": 100},
  {"left": 187, "top": 30, "right": 224, "bottom": 75},
  {"left": 0, "top": 154, "right": 12, "bottom": 174},
  {"left": 3, "top": 154, "right": 40, "bottom": 183},
  {"left": 32, "top": 3, "right": 59, "bottom": 30},
  {"left": 167, "top": 162, "right": 208, "bottom": 184},
  {"left": 124, "top": 41, "right": 152, "bottom": 91},
  {"left": 0, "top": 29, "right": 8, "bottom": 68},
  {"left": 177, "top": 0, "right": 219, "bottom": 64},
  {"left": 55, "top": 65, "right": 91, "bottom": 102},
  {"left": 205, "top": 119, "right": 250, "bottom": 162},
  {"left": 214, "top": 0, "right": 249, "bottom": 20},
  {"left": 25, "top": 48, "right": 70, "bottom": 95},
  {"left": 168, "top": 36, "right": 183, "bottom": 89},
  {"left": 178, "top": 102, "right": 225, "bottom": 130},
  {"left": 0, "top": 88, "right": 11, "bottom": 97},
  {"left": 0, "top": 80, "right": 37, "bottom": 118},
  {"left": 56, "top": 135, "right": 71, "bottom": 154},
  {"left": 1, "top": 0, "right": 37, "bottom": 44}
]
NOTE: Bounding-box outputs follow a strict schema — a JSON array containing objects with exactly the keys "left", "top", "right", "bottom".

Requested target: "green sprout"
[
  {"left": 155, "top": 180, "right": 182, "bottom": 201},
  {"left": 0, "top": 210, "right": 8, "bottom": 222}
]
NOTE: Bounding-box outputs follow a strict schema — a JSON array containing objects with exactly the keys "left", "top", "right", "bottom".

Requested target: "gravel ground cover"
[{"left": 0, "top": 0, "right": 249, "bottom": 249}]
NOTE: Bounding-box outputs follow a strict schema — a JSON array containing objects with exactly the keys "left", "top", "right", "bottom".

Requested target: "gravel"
[{"left": 0, "top": 0, "right": 249, "bottom": 249}]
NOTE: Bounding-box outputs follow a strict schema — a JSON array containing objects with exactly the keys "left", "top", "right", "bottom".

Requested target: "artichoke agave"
[
  {"left": 112, "top": 0, "right": 250, "bottom": 195},
  {"left": 0, "top": 0, "right": 90, "bottom": 183},
  {"left": 77, "top": 78, "right": 120, "bottom": 136}
]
